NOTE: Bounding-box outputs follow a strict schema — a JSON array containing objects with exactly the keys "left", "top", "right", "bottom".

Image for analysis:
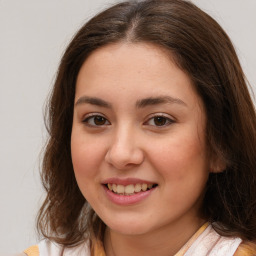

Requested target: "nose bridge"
[{"left": 105, "top": 122, "right": 144, "bottom": 169}]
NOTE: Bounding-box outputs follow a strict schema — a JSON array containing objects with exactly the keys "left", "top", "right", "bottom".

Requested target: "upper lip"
[{"left": 102, "top": 178, "right": 157, "bottom": 186}]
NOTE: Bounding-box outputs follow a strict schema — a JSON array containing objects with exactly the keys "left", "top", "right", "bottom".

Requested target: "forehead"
[
  {"left": 75, "top": 42, "right": 202, "bottom": 109},
  {"left": 78, "top": 42, "right": 176, "bottom": 81}
]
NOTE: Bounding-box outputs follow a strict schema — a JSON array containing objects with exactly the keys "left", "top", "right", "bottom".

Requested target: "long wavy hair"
[{"left": 37, "top": 0, "right": 256, "bottom": 247}]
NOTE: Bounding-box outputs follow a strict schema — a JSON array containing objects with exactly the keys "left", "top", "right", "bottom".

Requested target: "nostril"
[{"left": 105, "top": 141, "right": 144, "bottom": 169}]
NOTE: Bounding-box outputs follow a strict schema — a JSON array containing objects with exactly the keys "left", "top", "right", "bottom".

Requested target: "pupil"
[
  {"left": 154, "top": 116, "right": 166, "bottom": 126},
  {"left": 94, "top": 116, "right": 106, "bottom": 125}
]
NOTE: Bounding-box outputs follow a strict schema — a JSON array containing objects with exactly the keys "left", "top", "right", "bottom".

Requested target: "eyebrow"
[
  {"left": 75, "top": 95, "right": 187, "bottom": 108},
  {"left": 135, "top": 96, "right": 187, "bottom": 108},
  {"left": 75, "top": 96, "right": 112, "bottom": 108}
]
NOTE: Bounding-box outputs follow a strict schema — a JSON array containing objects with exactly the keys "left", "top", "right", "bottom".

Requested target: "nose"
[{"left": 105, "top": 125, "right": 144, "bottom": 170}]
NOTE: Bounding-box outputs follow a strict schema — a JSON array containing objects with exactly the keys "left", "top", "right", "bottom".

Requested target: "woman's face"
[{"left": 71, "top": 42, "right": 210, "bottom": 236}]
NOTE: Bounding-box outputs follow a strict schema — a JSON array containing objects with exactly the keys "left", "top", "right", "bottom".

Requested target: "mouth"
[{"left": 104, "top": 183, "right": 158, "bottom": 196}]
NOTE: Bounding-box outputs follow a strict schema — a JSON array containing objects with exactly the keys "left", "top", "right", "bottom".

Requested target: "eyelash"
[
  {"left": 82, "top": 114, "right": 110, "bottom": 127},
  {"left": 82, "top": 113, "right": 175, "bottom": 128},
  {"left": 144, "top": 114, "right": 175, "bottom": 127}
]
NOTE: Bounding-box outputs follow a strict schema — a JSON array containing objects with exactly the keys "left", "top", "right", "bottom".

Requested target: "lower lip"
[{"left": 103, "top": 185, "right": 156, "bottom": 205}]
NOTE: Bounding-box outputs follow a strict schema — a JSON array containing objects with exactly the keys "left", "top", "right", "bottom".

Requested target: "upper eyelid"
[
  {"left": 80, "top": 112, "right": 175, "bottom": 124},
  {"left": 82, "top": 112, "right": 108, "bottom": 120},
  {"left": 82, "top": 113, "right": 111, "bottom": 124},
  {"left": 145, "top": 112, "right": 175, "bottom": 121},
  {"left": 82, "top": 115, "right": 111, "bottom": 128},
  {"left": 142, "top": 113, "right": 176, "bottom": 128}
]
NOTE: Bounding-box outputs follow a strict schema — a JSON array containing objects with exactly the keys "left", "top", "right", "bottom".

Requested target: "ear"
[{"left": 209, "top": 155, "right": 226, "bottom": 173}]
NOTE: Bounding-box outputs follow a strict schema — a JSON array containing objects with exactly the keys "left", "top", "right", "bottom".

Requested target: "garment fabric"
[
  {"left": 181, "top": 225, "right": 241, "bottom": 256},
  {"left": 24, "top": 224, "right": 244, "bottom": 256},
  {"left": 38, "top": 240, "right": 90, "bottom": 256}
]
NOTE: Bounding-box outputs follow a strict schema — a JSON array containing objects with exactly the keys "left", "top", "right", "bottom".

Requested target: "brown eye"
[
  {"left": 94, "top": 116, "right": 107, "bottom": 125},
  {"left": 83, "top": 115, "right": 110, "bottom": 126},
  {"left": 145, "top": 115, "right": 174, "bottom": 127},
  {"left": 153, "top": 116, "right": 168, "bottom": 126}
]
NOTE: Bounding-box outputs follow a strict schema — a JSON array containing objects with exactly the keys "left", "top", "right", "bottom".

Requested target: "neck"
[{"left": 104, "top": 217, "right": 206, "bottom": 256}]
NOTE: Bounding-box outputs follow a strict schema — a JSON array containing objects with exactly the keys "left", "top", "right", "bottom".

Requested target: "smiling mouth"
[{"left": 105, "top": 183, "right": 158, "bottom": 195}]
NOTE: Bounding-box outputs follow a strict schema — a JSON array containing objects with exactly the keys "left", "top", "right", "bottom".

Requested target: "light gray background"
[{"left": 0, "top": 0, "right": 255, "bottom": 254}]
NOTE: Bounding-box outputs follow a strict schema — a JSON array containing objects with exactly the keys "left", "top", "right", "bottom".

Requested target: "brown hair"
[{"left": 37, "top": 0, "right": 256, "bottom": 247}]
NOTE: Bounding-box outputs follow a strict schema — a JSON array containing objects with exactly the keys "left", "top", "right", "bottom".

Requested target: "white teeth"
[
  {"left": 134, "top": 184, "right": 141, "bottom": 192},
  {"left": 125, "top": 184, "right": 135, "bottom": 194},
  {"left": 142, "top": 183, "right": 147, "bottom": 191},
  {"left": 117, "top": 184, "right": 125, "bottom": 194},
  {"left": 107, "top": 183, "right": 155, "bottom": 195},
  {"left": 112, "top": 184, "right": 117, "bottom": 193}
]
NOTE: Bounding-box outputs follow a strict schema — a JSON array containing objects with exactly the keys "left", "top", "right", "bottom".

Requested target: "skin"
[{"left": 71, "top": 42, "right": 210, "bottom": 256}]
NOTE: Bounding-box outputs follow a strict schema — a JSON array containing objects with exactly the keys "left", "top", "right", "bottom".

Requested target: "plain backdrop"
[{"left": 0, "top": 0, "right": 255, "bottom": 254}]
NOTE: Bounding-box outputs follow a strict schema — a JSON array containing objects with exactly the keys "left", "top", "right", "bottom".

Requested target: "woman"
[{"left": 23, "top": 0, "right": 256, "bottom": 255}]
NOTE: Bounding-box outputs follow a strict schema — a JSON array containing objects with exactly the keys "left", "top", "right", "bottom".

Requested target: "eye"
[
  {"left": 83, "top": 115, "right": 110, "bottom": 127},
  {"left": 145, "top": 115, "right": 174, "bottom": 127}
]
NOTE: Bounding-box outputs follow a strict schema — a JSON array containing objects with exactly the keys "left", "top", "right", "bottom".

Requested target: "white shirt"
[{"left": 25, "top": 224, "right": 242, "bottom": 256}]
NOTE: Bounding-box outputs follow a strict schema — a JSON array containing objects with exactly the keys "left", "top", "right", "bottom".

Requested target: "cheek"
[
  {"left": 71, "top": 133, "right": 105, "bottom": 203},
  {"left": 148, "top": 131, "right": 209, "bottom": 180},
  {"left": 151, "top": 135, "right": 209, "bottom": 210},
  {"left": 71, "top": 132, "right": 105, "bottom": 180}
]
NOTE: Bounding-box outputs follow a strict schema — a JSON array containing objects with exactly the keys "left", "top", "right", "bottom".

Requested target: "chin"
[{"left": 103, "top": 217, "right": 155, "bottom": 236}]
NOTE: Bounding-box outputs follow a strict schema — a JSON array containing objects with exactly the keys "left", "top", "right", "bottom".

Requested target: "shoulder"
[
  {"left": 23, "top": 245, "right": 39, "bottom": 256},
  {"left": 234, "top": 241, "right": 256, "bottom": 256},
  {"left": 24, "top": 239, "right": 90, "bottom": 256},
  {"left": 185, "top": 224, "right": 242, "bottom": 255}
]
